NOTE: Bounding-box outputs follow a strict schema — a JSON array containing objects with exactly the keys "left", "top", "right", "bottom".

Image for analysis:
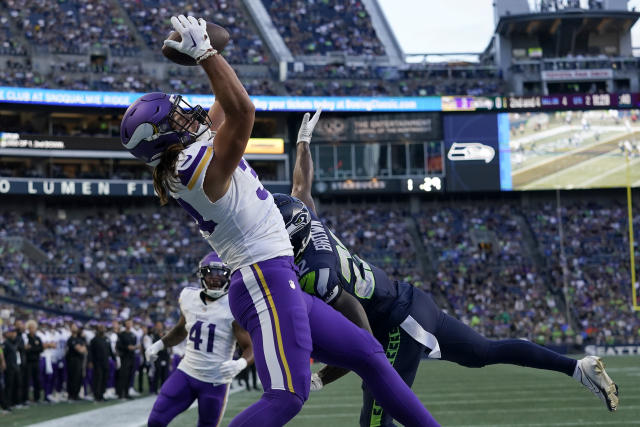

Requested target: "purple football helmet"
[
  {"left": 198, "top": 251, "right": 231, "bottom": 299},
  {"left": 120, "top": 92, "right": 212, "bottom": 166}
]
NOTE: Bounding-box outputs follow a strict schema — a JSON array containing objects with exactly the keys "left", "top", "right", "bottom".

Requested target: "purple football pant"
[
  {"left": 228, "top": 256, "right": 312, "bottom": 427},
  {"left": 147, "top": 369, "right": 229, "bottom": 427},
  {"left": 304, "top": 293, "right": 439, "bottom": 427},
  {"left": 53, "top": 360, "right": 65, "bottom": 393}
]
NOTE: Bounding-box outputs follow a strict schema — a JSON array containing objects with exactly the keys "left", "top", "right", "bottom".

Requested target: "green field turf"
[
  {"left": 179, "top": 356, "right": 639, "bottom": 427},
  {"left": 3, "top": 356, "right": 637, "bottom": 426}
]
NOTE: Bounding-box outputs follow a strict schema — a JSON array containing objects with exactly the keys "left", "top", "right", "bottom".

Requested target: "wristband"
[
  {"left": 196, "top": 48, "right": 219, "bottom": 64},
  {"left": 237, "top": 357, "right": 248, "bottom": 370},
  {"left": 151, "top": 340, "right": 165, "bottom": 352}
]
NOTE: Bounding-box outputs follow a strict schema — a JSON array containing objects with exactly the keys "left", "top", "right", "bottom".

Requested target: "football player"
[
  {"left": 122, "top": 15, "right": 439, "bottom": 427},
  {"left": 121, "top": 14, "right": 314, "bottom": 426},
  {"left": 277, "top": 109, "right": 619, "bottom": 427},
  {"left": 146, "top": 251, "right": 254, "bottom": 427}
]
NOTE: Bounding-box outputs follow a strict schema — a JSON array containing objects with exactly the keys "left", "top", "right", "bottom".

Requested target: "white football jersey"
[
  {"left": 177, "top": 287, "right": 238, "bottom": 384},
  {"left": 170, "top": 136, "right": 292, "bottom": 272}
]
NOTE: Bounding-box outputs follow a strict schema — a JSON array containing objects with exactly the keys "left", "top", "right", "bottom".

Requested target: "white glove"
[
  {"left": 163, "top": 15, "right": 215, "bottom": 62},
  {"left": 310, "top": 372, "right": 323, "bottom": 392},
  {"left": 146, "top": 340, "right": 164, "bottom": 364},
  {"left": 219, "top": 358, "right": 248, "bottom": 379},
  {"left": 297, "top": 109, "right": 322, "bottom": 144}
]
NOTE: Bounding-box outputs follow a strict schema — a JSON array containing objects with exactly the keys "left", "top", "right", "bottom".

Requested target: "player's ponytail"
[{"left": 153, "top": 144, "right": 183, "bottom": 205}]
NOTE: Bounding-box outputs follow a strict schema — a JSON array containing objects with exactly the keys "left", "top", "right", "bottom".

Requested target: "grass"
[
  {"left": 4, "top": 356, "right": 638, "bottom": 426},
  {"left": 178, "top": 356, "right": 639, "bottom": 426}
]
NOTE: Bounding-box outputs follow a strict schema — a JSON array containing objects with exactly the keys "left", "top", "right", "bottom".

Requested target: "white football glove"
[
  {"left": 297, "top": 109, "right": 322, "bottom": 144},
  {"left": 163, "top": 15, "right": 215, "bottom": 62},
  {"left": 310, "top": 372, "right": 323, "bottom": 392},
  {"left": 145, "top": 340, "right": 164, "bottom": 364},
  {"left": 219, "top": 358, "right": 248, "bottom": 379}
]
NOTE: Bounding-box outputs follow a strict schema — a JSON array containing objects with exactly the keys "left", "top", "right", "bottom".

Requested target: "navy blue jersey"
[{"left": 297, "top": 211, "right": 414, "bottom": 329}]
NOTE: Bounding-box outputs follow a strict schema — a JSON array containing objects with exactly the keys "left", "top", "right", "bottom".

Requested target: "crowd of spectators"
[
  {"left": 2, "top": 196, "right": 638, "bottom": 350},
  {"left": 416, "top": 203, "right": 580, "bottom": 347},
  {"left": 120, "top": 0, "right": 269, "bottom": 64},
  {"left": 0, "top": 208, "right": 210, "bottom": 322},
  {"left": 527, "top": 201, "right": 640, "bottom": 346},
  {"left": 0, "top": 15, "right": 26, "bottom": 56},
  {"left": 264, "top": 0, "right": 385, "bottom": 56},
  {"left": 321, "top": 204, "right": 422, "bottom": 284},
  {"left": 6, "top": 0, "right": 138, "bottom": 56}
]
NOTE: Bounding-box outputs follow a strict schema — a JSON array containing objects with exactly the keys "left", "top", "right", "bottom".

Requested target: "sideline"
[{"left": 28, "top": 386, "right": 246, "bottom": 427}]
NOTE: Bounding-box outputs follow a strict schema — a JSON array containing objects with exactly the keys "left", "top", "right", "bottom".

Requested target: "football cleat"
[{"left": 575, "top": 356, "right": 619, "bottom": 411}]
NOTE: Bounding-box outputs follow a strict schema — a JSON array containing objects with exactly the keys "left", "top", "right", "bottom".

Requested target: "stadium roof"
[{"left": 495, "top": 10, "right": 640, "bottom": 37}]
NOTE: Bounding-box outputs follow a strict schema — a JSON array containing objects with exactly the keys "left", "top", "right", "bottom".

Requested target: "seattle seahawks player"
[
  {"left": 146, "top": 251, "right": 254, "bottom": 427},
  {"left": 121, "top": 15, "right": 438, "bottom": 427},
  {"left": 276, "top": 110, "right": 620, "bottom": 427}
]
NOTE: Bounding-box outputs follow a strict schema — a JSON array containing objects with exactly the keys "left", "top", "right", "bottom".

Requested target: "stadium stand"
[
  {"left": 3, "top": 199, "right": 637, "bottom": 348},
  {"left": 263, "top": 0, "right": 386, "bottom": 56},
  {"left": 413, "top": 203, "right": 570, "bottom": 345},
  {"left": 120, "top": 0, "right": 270, "bottom": 64},
  {"left": 527, "top": 201, "right": 640, "bottom": 346},
  {"left": 7, "top": 0, "right": 139, "bottom": 56}
]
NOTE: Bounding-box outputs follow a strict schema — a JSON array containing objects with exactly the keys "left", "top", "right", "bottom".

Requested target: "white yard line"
[{"left": 28, "top": 396, "right": 157, "bottom": 427}]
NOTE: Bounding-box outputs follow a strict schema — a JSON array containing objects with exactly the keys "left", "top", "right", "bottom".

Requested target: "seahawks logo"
[{"left": 285, "top": 209, "right": 310, "bottom": 235}]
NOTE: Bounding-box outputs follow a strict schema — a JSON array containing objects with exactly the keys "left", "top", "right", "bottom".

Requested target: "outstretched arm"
[
  {"left": 200, "top": 53, "right": 254, "bottom": 201},
  {"left": 208, "top": 100, "right": 225, "bottom": 132},
  {"left": 164, "top": 15, "right": 255, "bottom": 201},
  {"left": 291, "top": 110, "right": 321, "bottom": 214}
]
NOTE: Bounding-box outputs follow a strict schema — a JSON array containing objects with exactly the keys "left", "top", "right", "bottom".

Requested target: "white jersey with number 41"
[{"left": 177, "top": 287, "right": 237, "bottom": 384}]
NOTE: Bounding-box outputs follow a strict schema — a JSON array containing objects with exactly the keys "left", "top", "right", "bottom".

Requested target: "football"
[{"left": 161, "top": 22, "right": 230, "bottom": 66}]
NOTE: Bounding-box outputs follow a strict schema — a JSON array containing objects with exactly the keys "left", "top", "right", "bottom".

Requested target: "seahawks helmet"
[
  {"left": 120, "top": 92, "right": 212, "bottom": 167},
  {"left": 198, "top": 251, "right": 231, "bottom": 299},
  {"left": 273, "top": 193, "right": 312, "bottom": 258}
]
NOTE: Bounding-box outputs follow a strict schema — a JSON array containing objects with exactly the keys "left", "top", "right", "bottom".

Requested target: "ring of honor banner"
[{"left": 443, "top": 113, "right": 502, "bottom": 192}]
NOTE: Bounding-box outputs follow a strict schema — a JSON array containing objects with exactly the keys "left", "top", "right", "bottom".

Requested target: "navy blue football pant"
[{"left": 360, "top": 290, "right": 577, "bottom": 427}]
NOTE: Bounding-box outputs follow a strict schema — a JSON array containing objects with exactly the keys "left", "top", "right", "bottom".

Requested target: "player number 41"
[{"left": 188, "top": 320, "right": 216, "bottom": 353}]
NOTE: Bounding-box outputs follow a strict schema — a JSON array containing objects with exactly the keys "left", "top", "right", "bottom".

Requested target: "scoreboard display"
[{"left": 2, "top": 88, "right": 640, "bottom": 196}]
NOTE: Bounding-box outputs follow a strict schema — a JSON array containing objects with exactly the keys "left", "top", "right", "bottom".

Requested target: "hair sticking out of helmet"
[
  {"left": 198, "top": 251, "right": 231, "bottom": 299},
  {"left": 120, "top": 92, "right": 212, "bottom": 167},
  {"left": 272, "top": 194, "right": 312, "bottom": 259}
]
